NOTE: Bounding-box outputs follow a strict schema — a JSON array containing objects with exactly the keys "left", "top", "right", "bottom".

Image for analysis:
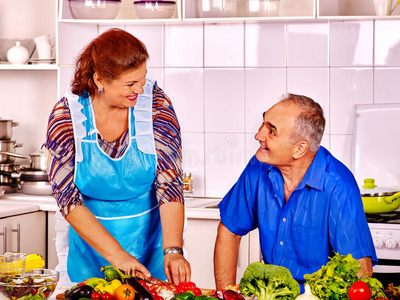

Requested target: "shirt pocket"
[{"left": 291, "top": 221, "right": 325, "bottom": 269}]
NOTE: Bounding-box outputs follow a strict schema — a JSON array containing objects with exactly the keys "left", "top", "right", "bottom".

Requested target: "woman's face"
[{"left": 98, "top": 62, "right": 147, "bottom": 108}]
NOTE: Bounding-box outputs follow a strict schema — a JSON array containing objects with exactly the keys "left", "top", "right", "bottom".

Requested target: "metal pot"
[
  {"left": 19, "top": 181, "right": 52, "bottom": 196},
  {"left": 361, "top": 179, "right": 400, "bottom": 213},
  {"left": 0, "top": 119, "right": 19, "bottom": 140},
  {"left": 0, "top": 163, "right": 20, "bottom": 184},
  {"left": 0, "top": 147, "right": 46, "bottom": 171},
  {"left": 0, "top": 140, "right": 23, "bottom": 163}
]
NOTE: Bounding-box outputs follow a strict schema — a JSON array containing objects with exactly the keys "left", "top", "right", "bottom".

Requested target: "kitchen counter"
[
  {"left": 0, "top": 202, "right": 40, "bottom": 218},
  {"left": 0, "top": 192, "right": 222, "bottom": 219}
]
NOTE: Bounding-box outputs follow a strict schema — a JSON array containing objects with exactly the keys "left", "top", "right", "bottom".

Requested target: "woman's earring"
[{"left": 98, "top": 87, "right": 103, "bottom": 94}]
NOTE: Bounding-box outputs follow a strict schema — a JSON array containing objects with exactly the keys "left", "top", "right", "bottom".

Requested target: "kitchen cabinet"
[
  {"left": 184, "top": 211, "right": 262, "bottom": 289},
  {"left": 58, "top": 0, "right": 182, "bottom": 22},
  {"left": 0, "top": 211, "right": 46, "bottom": 260},
  {"left": 47, "top": 211, "right": 58, "bottom": 269}
]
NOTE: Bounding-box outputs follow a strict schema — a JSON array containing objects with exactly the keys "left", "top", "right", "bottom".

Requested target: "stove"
[{"left": 366, "top": 212, "right": 400, "bottom": 286}]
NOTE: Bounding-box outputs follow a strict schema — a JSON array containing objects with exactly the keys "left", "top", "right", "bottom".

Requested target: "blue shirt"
[{"left": 219, "top": 146, "right": 377, "bottom": 285}]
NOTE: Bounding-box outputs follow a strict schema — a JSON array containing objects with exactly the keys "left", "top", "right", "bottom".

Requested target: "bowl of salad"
[{"left": 0, "top": 268, "right": 59, "bottom": 300}]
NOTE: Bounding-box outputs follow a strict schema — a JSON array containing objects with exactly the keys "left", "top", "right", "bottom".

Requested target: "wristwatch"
[{"left": 163, "top": 247, "right": 183, "bottom": 256}]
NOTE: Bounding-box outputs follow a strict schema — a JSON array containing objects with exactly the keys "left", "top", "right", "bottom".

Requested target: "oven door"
[{"left": 372, "top": 260, "right": 400, "bottom": 286}]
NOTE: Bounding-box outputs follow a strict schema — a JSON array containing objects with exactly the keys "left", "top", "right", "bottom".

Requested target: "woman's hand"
[
  {"left": 109, "top": 249, "right": 151, "bottom": 278},
  {"left": 164, "top": 253, "right": 191, "bottom": 285}
]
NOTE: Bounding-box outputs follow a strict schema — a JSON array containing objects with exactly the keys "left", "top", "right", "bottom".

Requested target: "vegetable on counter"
[
  {"left": 348, "top": 281, "right": 372, "bottom": 300},
  {"left": 114, "top": 284, "right": 136, "bottom": 300},
  {"left": 295, "top": 284, "right": 319, "bottom": 300},
  {"left": 384, "top": 283, "right": 400, "bottom": 300},
  {"left": 304, "top": 252, "right": 386, "bottom": 300},
  {"left": 239, "top": 262, "right": 300, "bottom": 300},
  {"left": 65, "top": 284, "right": 95, "bottom": 300}
]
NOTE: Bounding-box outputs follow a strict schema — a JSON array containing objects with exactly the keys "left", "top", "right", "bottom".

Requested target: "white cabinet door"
[
  {"left": 0, "top": 219, "right": 7, "bottom": 254},
  {"left": 1, "top": 212, "right": 46, "bottom": 259},
  {"left": 184, "top": 217, "right": 251, "bottom": 289}
]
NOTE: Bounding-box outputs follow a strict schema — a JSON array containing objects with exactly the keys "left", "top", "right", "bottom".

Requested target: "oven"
[{"left": 367, "top": 212, "right": 400, "bottom": 287}]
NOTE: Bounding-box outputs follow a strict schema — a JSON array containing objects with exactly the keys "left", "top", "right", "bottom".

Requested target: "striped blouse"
[{"left": 46, "top": 85, "right": 184, "bottom": 217}]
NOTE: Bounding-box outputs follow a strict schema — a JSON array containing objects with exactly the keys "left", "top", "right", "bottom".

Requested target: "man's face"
[{"left": 254, "top": 101, "right": 300, "bottom": 166}]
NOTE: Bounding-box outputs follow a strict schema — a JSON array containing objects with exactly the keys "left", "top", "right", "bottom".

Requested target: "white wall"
[{"left": 7, "top": 19, "right": 400, "bottom": 198}]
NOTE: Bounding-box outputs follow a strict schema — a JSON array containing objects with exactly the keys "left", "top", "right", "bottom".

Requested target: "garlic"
[{"left": 295, "top": 284, "right": 319, "bottom": 300}]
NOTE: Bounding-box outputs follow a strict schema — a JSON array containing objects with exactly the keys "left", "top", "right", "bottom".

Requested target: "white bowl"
[
  {"left": 198, "top": 0, "right": 237, "bottom": 18},
  {"left": 69, "top": 0, "right": 122, "bottom": 19},
  {"left": 246, "top": 0, "right": 280, "bottom": 17},
  {"left": 134, "top": 1, "right": 176, "bottom": 19}
]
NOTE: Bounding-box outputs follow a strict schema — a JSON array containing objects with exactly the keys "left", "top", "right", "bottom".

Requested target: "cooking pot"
[
  {"left": 0, "top": 163, "right": 20, "bottom": 184},
  {"left": 0, "top": 188, "right": 4, "bottom": 198},
  {"left": 0, "top": 168, "right": 49, "bottom": 182},
  {"left": 19, "top": 181, "right": 52, "bottom": 196},
  {"left": 0, "top": 145, "right": 46, "bottom": 171},
  {"left": 0, "top": 141, "right": 23, "bottom": 163},
  {"left": 0, "top": 119, "right": 19, "bottom": 140},
  {"left": 361, "top": 178, "right": 400, "bottom": 213}
]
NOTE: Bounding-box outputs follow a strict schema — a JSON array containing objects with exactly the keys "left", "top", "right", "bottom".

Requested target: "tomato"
[
  {"left": 149, "top": 290, "right": 158, "bottom": 297},
  {"left": 101, "top": 292, "right": 114, "bottom": 300},
  {"left": 114, "top": 284, "right": 136, "bottom": 300},
  {"left": 348, "top": 281, "right": 372, "bottom": 300},
  {"left": 154, "top": 296, "right": 164, "bottom": 300},
  {"left": 91, "top": 292, "right": 101, "bottom": 300},
  {"left": 193, "top": 288, "right": 202, "bottom": 297}
]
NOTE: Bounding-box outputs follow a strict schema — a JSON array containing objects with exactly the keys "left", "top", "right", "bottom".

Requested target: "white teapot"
[{"left": 7, "top": 41, "right": 29, "bottom": 64}]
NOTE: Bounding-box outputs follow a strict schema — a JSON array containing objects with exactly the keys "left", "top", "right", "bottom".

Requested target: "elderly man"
[{"left": 213, "top": 94, "right": 377, "bottom": 291}]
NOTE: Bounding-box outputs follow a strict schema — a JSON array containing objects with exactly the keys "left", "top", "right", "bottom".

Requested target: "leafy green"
[
  {"left": 304, "top": 252, "right": 386, "bottom": 300},
  {"left": 239, "top": 262, "right": 300, "bottom": 300}
]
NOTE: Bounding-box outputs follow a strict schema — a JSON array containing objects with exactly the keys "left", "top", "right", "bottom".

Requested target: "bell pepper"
[
  {"left": 171, "top": 291, "right": 196, "bottom": 300},
  {"left": 195, "top": 296, "right": 220, "bottom": 300},
  {"left": 86, "top": 277, "right": 108, "bottom": 288},
  {"left": 95, "top": 279, "right": 122, "bottom": 296}
]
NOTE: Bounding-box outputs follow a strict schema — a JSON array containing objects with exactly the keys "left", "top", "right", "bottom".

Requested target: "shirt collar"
[
  {"left": 265, "top": 146, "right": 327, "bottom": 192},
  {"left": 298, "top": 146, "right": 327, "bottom": 191}
]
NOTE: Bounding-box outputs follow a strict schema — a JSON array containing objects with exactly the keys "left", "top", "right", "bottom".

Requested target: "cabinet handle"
[
  {"left": 12, "top": 224, "right": 21, "bottom": 253},
  {"left": 0, "top": 227, "right": 7, "bottom": 254}
]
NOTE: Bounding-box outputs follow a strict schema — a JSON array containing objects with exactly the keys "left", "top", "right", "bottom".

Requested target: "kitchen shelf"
[
  {"left": 58, "top": 0, "right": 182, "bottom": 23},
  {"left": 0, "top": 64, "right": 58, "bottom": 70}
]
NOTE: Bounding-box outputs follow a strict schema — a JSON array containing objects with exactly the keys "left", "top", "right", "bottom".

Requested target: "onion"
[{"left": 295, "top": 284, "right": 319, "bottom": 300}]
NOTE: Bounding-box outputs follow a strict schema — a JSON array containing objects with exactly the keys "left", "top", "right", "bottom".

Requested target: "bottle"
[{"left": 183, "top": 172, "right": 193, "bottom": 193}]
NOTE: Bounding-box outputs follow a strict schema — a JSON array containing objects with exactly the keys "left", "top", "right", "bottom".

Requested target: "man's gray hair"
[{"left": 280, "top": 93, "right": 325, "bottom": 152}]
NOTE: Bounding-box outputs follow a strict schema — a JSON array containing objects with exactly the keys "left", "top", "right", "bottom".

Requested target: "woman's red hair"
[{"left": 71, "top": 28, "right": 149, "bottom": 96}]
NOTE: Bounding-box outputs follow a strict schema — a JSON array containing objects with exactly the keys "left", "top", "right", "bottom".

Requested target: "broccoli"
[{"left": 239, "top": 262, "right": 300, "bottom": 300}]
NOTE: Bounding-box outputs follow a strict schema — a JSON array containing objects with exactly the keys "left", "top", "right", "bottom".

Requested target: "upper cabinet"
[
  {"left": 58, "top": 0, "right": 182, "bottom": 23},
  {"left": 318, "top": 0, "right": 400, "bottom": 18},
  {"left": 58, "top": 0, "right": 400, "bottom": 24}
]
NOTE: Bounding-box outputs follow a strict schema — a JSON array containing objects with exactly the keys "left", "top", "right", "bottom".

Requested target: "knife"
[{"left": 134, "top": 270, "right": 171, "bottom": 286}]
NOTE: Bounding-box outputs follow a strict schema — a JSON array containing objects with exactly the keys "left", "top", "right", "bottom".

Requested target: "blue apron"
[{"left": 66, "top": 78, "right": 165, "bottom": 283}]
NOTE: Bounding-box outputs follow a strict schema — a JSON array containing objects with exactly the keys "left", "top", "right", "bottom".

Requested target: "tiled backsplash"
[{"left": 56, "top": 19, "right": 400, "bottom": 198}]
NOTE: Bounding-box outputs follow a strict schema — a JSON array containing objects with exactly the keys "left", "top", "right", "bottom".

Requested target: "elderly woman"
[{"left": 46, "top": 28, "right": 190, "bottom": 284}]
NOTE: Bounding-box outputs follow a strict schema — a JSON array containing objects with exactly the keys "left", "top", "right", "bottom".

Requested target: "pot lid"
[{"left": 360, "top": 178, "right": 399, "bottom": 197}]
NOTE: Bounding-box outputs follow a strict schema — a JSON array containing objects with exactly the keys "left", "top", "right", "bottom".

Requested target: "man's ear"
[{"left": 293, "top": 140, "right": 309, "bottom": 159}]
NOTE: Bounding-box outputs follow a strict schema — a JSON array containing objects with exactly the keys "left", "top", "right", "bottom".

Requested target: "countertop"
[{"left": 0, "top": 192, "right": 222, "bottom": 219}]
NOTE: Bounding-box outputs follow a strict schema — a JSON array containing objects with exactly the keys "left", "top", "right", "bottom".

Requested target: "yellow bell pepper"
[{"left": 95, "top": 279, "right": 122, "bottom": 296}]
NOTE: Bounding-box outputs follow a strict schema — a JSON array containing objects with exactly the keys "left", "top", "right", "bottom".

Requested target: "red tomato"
[
  {"left": 101, "top": 292, "right": 114, "bottom": 300},
  {"left": 348, "top": 281, "right": 372, "bottom": 300},
  {"left": 154, "top": 296, "right": 164, "bottom": 300},
  {"left": 115, "top": 284, "right": 136, "bottom": 300},
  {"left": 193, "top": 287, "right": 202, "bottom": 297},
  {"left": 91, "top": 292, "right": 101, "bottom": 300},
  {"left": 177, "top": 283, "right": 187, "bottom": 294},
  {"left": 149, "top": 290, "right": 158, "bottom": 297}
]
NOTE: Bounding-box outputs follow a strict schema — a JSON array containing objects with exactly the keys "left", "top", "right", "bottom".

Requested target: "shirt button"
[
  {"left": 280, "top": 241, "right": 283, "bottom": 245},
  {"left": 274, "top": 194, "right": 277, "bottom": 198},
  {"left": 282, "top": 218, "right": 287, "bottom": 222}
]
